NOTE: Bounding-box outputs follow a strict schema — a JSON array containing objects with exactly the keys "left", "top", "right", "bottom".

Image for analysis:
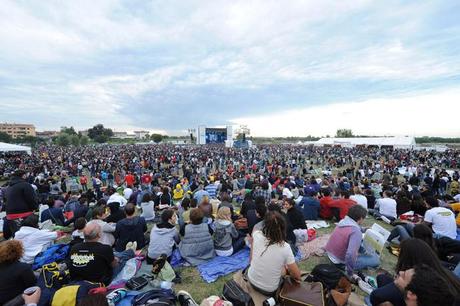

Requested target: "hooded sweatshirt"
[
  {"left": 148, "top": 223, "right": 180, "bottom": 259},
  {"left": 213, "top": 220, "right": 238, "bottom": 251},
  {"left": 114, "top": 216, "right": 147, "bottom": 252},
  {"left": 324, "top": 216, "right": 362, "bottom": 275}
]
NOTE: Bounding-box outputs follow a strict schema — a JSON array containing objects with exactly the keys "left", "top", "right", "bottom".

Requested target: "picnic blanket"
[
  {"left": 297, "top": 233, "right": 331, "bottom": 261},
  {"left": 197, "top": 247, "right": 303, "bottom": 283},
  {"left": 197, "top": 248, "right": 250, "bottom": 283}
]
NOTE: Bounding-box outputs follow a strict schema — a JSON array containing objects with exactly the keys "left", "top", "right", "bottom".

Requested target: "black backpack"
[
  {"left": 222, "top": 280, "right": 253, "bottom": 306},
  {"left": 309, "top": 264, "right": 344, "bottom": 290},
  {"left": 132, "top": 289, "right": 176, "bottom": 306}
]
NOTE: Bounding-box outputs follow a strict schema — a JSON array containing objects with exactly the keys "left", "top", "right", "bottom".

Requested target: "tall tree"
[
  {"left": 56, "top": 134, "right": 70, "bottom": 146},
  {"left": 0, "top": 132, "right": 12, "bottom": 143},
  {"left": 336, "top": 129, "right": 354, "bottom": 138},
  {"left": 87, "top": 124, "right": 113, "bottom": 143},
  {"left": 151, "top": 133, "right": 163, "bottom": 143},
  {"left": 61, "top": 126, "right": 77, "bottom": 135}
]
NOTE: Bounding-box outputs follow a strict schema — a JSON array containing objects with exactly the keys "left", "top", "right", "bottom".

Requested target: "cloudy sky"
[{"left": 1, "top": 0, "right": 460, "bottom": 137}]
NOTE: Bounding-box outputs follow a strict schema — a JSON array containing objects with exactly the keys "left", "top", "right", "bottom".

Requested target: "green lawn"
[{"left": 170, "top": 217, "right": 398, "bottom": 303}]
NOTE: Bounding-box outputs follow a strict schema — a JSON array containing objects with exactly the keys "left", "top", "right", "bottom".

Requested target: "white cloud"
[
  {"left": 1, "top": 0, "right": 460, "bottom": 135},
  {"left": 231, "top": 89, "right": 460, "bottom": 137}
]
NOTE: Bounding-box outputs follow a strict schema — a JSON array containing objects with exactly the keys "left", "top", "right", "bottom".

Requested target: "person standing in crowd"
[{"left": 3, "top": 170, "right": 38, "bottom": 239}]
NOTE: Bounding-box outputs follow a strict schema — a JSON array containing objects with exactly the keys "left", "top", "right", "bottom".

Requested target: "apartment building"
[{"left": 0, "top": 123, "right": 36, "bottom": 138}]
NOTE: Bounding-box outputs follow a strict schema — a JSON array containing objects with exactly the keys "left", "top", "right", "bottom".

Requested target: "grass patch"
[{"left": 167, "top": 217, "right": 398, "bottom": 303}]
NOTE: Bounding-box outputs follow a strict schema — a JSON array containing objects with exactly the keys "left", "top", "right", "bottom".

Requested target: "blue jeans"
[
  {"left": 355, "top": 252, "right": 381, "bottom": 271},
  {"left": 387, "top": 223, "right": 414, "bottom": 243},
  {"left": 453, "top": 263, "right": 460, "bottom": 279},
  {"left": 112, "top": 249, "right": 135, "bottom": 279},
  {"left": 369, "top": 274, "right": 405, "bottom": 306}
]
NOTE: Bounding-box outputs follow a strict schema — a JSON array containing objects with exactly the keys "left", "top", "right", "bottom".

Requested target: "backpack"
[
  {"left": 51, "top": 281, "right": 105, "bottom": 306},
  {"left": 33, "top": 244, "right": 70, "bottom": 270},
  {"left": 37, "top": 262, "right": 70, "bottom": 306},
  {"left": 309, "top": 264, "right": 344, "bottom": 290},
  {"left": 132, "top": 289, "right": 176, "bottom": 306},
  {"left": 222, "top": 280, "right": 253, "bottom": 306}
]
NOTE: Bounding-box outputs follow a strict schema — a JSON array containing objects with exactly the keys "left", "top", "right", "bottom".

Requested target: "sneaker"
[
  {"left": 177, "top": 290, "right": 198, "bottom": 306},
  {"left": 358, "top": 279, "right": 374, "bottom": 295},
  {"left": 132, "top": 241, "right": 137, "bottom": 252},
  {"left": 125, "top": 241, "right": 133, "bottom": 251},
  {"left": 106, "top": 289, "right": 127, "bottom": 306}
]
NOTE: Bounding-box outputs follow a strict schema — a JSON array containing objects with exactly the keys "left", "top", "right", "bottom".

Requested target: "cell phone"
[{"left": 23, "top": 286, "right": 39, "bottom": 295}]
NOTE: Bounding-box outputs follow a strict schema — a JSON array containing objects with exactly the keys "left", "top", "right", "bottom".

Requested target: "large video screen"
[{"left": 205, "top": 128, "right": 227, "bottom": 144}]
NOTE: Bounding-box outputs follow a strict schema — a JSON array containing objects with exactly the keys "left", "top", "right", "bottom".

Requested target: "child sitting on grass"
[{"left": 214, "top": 207, "right": 245, "bottom": 257}]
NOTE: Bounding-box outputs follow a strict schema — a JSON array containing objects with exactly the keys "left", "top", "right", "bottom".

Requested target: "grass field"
[{"left": 170, "top": 217, "right": 398, "bottom": 303}]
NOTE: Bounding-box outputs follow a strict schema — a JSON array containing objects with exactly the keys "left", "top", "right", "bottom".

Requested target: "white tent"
[
  {"left": 0, "top": 142, "right": 32, "bottom": 154},
  {"left": 311, "top": 136, "right": 416, "bottom": 149}
]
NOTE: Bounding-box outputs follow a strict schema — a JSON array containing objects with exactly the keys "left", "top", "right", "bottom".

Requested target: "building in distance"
[{"left": 0, "top": 123, "right": 36, "bottom": 138}]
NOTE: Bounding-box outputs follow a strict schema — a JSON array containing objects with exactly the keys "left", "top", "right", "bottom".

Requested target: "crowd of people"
[{"left": 1, "top": 143, "right": 460, "bottom": 306}]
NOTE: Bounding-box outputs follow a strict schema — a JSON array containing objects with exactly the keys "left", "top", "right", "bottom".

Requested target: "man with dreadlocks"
[{"left": 247, "top": 211, "right": 301, "bottom": 296}]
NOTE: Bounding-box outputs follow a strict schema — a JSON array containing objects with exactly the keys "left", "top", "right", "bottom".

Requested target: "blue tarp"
[
  {"left": 197, "top": 248, "right": 250, "bottom": 283},
  {"left": 196, "top": 247, "right": 303, "bottom": 283}
]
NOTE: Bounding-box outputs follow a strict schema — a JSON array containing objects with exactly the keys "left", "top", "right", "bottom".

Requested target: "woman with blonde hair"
[
  {"left": 0, "top": 240, "right": 37, "bottom": 305},
  {"left": 350, "top": 186, "right": 368, "bottom": 209},
  {"left": 213, "top": 206, "right": 244, "bottom": 256}
]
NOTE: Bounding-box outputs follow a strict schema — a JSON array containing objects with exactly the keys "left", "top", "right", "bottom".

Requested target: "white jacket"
[{"left": 15, "top": 226, "right": 58, "bottom": 264}]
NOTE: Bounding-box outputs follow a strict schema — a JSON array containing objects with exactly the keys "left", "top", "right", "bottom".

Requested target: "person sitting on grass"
[
  {"left": 140, "top": 193, "right": 155, "bottom": 222},
  {"left": 88, "top": 206, "right": 116, "bottom": 247},
  {"left": 370, "top": 238, "right": 460, "bottom": 306},
  {"left": 325, "top": 205, "right": 379, "bottom": 276},
  {"left": 69, "top": 222, "right": 135, "bottom": 286},
  {"left": 247, "top": 196, "right": 267, "bottom": 235},
  {"left": 242, "top": 211, "right": 301, "bottom": 301},
  {"left": 114, "top": 203, "right": 147, "bottom": 252},
  {"left": 328, "top": 190, "right": 357, "bottom": 221},
  {"left": 283, "top": 198, "right": 306, "bottom": 230},
  {"left": 393, "top": 264, "right": 457, "bottom": 306},
  {"left": 179, "top": 208, "right": 215, "bottom": 266},
  {"left": 214, "top": 207, "right": 245, "bottom": 257},
  {"left": 0, "top": 240, "right": 37, "bottom": 305},
  {"left": 14, "top": 214, "right": 59, "bottom": 264},
  {"left": 147, "top": 209, "right": 180, "bottom": 263},
  {"left": 69, "top": 217, "right": 87, "bottom": 247}
]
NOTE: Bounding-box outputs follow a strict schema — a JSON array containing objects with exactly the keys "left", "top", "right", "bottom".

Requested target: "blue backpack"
[{"left": 33, "top": 244, "right": 70, "bottom": 270}]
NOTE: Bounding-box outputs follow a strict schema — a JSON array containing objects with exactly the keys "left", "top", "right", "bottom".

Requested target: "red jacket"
[
  {"left": 319, "top": 196, "right": 334, "bottom": 219},
  {"left": 329, "top": 198, "right": 357, "bottom": 220}
]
